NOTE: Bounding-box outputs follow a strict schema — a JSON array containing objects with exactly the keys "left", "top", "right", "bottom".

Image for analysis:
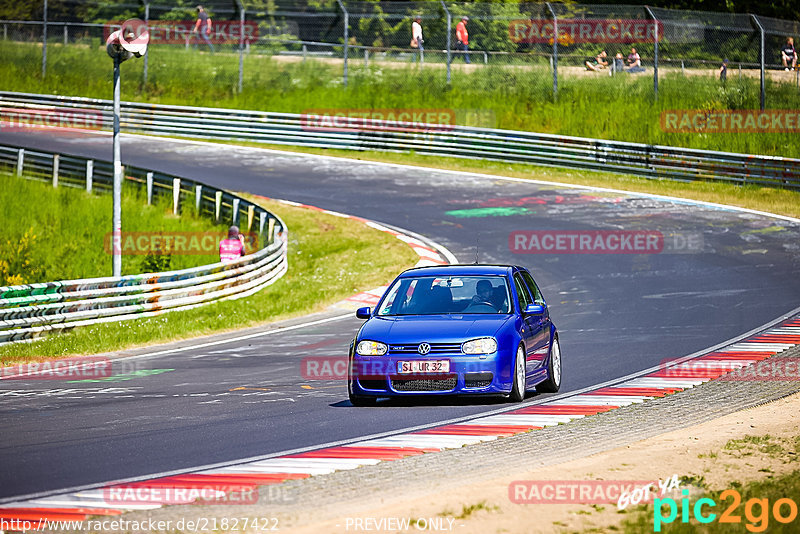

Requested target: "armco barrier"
[
  {"left": 1, "top": 91, "right": 799, "bottom": 190},
  {"left": 0, "top": 143, "right": 288, "bottom": 344}
]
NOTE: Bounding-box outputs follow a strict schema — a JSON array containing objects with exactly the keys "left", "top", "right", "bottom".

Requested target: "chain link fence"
[{"left": 1, "top": 1, "right": 798, "bottom": 108}]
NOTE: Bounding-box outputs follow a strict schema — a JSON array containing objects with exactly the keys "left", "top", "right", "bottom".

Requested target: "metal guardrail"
[
  {"left": 1, "top": 91, "right": 798, "bottom": 190},
  {"left": 0, "top": 143, "right": 289, "bottom": 344}
]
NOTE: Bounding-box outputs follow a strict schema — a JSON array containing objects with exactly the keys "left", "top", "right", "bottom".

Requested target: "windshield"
[{"left": 377, "top": 275, "right": 511, "bottom": 316}]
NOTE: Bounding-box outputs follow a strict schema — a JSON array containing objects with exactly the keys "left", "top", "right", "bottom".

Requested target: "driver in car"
[{"left": 470, "top": 280, "right": 496, "bottom": 309}]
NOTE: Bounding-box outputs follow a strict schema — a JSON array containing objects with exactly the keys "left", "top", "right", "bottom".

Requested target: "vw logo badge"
[{"left": 417, "top": 343, "right": 431, "bottom": 355}]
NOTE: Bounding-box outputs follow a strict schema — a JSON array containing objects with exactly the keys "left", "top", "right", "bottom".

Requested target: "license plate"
[{"left": 397, "top": 360, "right": 450, "bottom": 374}]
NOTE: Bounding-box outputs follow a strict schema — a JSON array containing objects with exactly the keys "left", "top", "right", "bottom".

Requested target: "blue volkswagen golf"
[{"left": 348, "top": 264, "right": 561, "bottom": 406}]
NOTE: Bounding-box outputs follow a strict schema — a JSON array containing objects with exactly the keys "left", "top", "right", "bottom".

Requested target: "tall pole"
[
  {"left": 112, "top": 56, "right": 122, "bottom": 277},
  {"left": 441, "top": 0, "right": 451, "bottom": 83},
  {"left": 143, "top": 1, "right": 150, "bottom": 84},
  {"left": 337, "top": 0, "right": 348, "bottom": 87},
  {"left": 645, "top": 6, "right": 658, "bottom": 101},
  {"left": 547, "top": 3, "right": 557, "bottom": 99},
  {"left": 238, "top": 2, "right": 245, "bottom": 93},
  {"left": 751, "top": 14, "right": 766, "bottom": 110},
  {"left": 42, "top": 0, "right": 48, "bottom": 78}
]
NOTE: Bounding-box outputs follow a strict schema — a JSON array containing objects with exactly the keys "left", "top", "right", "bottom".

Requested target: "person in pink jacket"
[{"left": 219, "top": 225, "right": 245, "bottom": 263}]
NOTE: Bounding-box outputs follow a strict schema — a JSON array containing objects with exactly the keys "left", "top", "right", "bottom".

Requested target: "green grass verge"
[
  {"left": 185, "top": 140, "right": 800, "bottom": 220},
  {"left": 2, "top": 41, "right": 799, "bottom": 157},
  {"left": 0, "top": 194, "right": 419, "bottom": 364},
  {"left": 0, "top": 171, "right": 223, "bottom": 285}
]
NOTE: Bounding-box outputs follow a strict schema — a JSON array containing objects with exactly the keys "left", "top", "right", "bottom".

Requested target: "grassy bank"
[
  {"left": 2, "top": 42, "right": 799, "bottom": 157},
  {"left": 0, "top": 194, "right": 419, "bottom": 363},
  {"left": 0, "top": 172, "right": 224, "bottom": 285}
]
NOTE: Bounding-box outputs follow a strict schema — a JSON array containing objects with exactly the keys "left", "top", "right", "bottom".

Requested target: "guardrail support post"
[
  {"left": 195, "top": 184, "right": 202, "bottom": 212},
  {"left": 146, "top": 172, "right": 153, "bottom": 204},
  {"left": 215, "top": 191, "right": 222, "bottom": 222},
  {"left": 86, "top": 160, "right": 93, "bottom": 192},
  {"left": 232, "top": 198, "right": 240, "bottom": 224},
  {"left": 172, "top": 177, "right": 180, "bottom": 214},
  {"left": 441, "top": 0, "right": 451, "bottom": 83},
  {"left": 751, "top": 14, "right": 766, "bottom": 110},
  {"left": 268, "top": 217, "right": 275, "bottom": 244},
  {"left": 336, "top": 0, "right": 348, "bottom": 88},
  {"left": 259, "top": 211, "right": 266, "bottom": 235},
  {"left": 16, "top": 148, "right": 24, "bottom": 176},
  {"left": 247, "top": 205, "right": 254, "bottom": 231},
  {"left": 52, "top": 154, "right": 59, "bottom": 187}
]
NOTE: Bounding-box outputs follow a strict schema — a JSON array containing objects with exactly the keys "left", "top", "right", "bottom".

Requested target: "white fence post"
[
  {"left": 86, "top": 160, "right": 93, "bottom": 192},
  {"left": 215, "top": 191, "right": 222, "bottom": 222},
  {"left": 247, "top": 205, "right": 254, "bottom": 231},
  {"left": 195, "top": 185, "right": 202, "bottom": 212},
  {"left": 232, "top": 198, "right": 240, "bottom": 224},
  {"left": 52, "top": 154, "right": 59, "bottom": 187},
  {"left": 259, "top": 211, "right": 266, "bottom": 235},
  {"left": 172, "top": 177, "right": 180, "bottom": 214},
  {"left": 268, "top": 217, "right": 275, "bottom": 244},
  {"left": 16, "top": 148, "right": 24, "bottom": 176},
  {"left": 146, "top": 172, "right": 153, "bottom": 205}
]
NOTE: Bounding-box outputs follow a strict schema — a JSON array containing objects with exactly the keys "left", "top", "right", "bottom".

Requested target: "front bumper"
[{"left": 349, "top": 352, "right": 514, "bottom": 396}]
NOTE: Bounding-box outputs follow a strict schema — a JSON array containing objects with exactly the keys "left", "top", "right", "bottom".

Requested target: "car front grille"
[
  {"left": 391, "top": 374, "right": 457, "bottom": 392},
  {"left": 389, "top": 342, "right": 462, "bottom": 355}
]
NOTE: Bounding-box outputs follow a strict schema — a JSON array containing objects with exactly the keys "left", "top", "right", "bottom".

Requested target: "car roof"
[{"left": 398, "top": 264, "right": 518, "bottom": 277}]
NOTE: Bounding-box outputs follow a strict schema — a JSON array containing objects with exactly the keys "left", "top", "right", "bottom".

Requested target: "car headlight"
[
  {"left": 356, "top": 340, "right": 388, "bottom": 356},
  {"left": 461, "top": 337, "right": 498, "bottom": 355}
]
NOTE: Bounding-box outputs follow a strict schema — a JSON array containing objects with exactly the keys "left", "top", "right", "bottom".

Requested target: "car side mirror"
[
  {"left": 356, "top": 307, "right": 372, "bottom": 319},
  {"left": 524, "top": 303, "right": 545, "bottom": 315}
]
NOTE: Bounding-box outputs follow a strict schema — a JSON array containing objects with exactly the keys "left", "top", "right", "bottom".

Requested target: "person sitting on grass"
[
  {"left": 781, "top": 37, "right": 797, "bottom": 71},
  {"left": 585, "top": 50, "right": 608, "bottom": 71},
  {"left": 626, "top": 47, "right": 645, "bottom": 73}
]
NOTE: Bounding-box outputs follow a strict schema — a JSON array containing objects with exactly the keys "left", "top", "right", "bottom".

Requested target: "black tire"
[
  {"left": 508, "top": 344, "right": 526, "bottom": 402},
  {"left": 349, "top": 391, "right": 377, "bottom": 407},
  {"left": 537, "top": 336, "right": 562, "bottom": 393}
]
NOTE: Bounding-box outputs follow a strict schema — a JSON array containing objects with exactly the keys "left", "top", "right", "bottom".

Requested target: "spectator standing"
[
  {"left": 219, "top": 225, "right": 245, "bottom": 264},
  {"left": 781, "top": 37, "right": 797, "bottom": 71},
  {"left": 626, "top": 47, "right": 645, "bottom": 73},
  {"left": 456, "top": 16, "right": 470, "bottom": 64},
  {"left": 411, "top": 15, "right": 424, "bottom": 64},
  {"left": 719, "top": 58, "right": 728, "bottom": 82},
  {"left": 194, "top": 5, "right": 214, "bottom": 53}
]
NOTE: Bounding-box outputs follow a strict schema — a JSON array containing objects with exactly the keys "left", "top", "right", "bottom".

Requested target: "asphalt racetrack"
[{"left": 1, "top": 130, "right": 799, "bottom": 501}]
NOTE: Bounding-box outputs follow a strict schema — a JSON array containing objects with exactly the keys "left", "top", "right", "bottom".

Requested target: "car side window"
[
  {"left": 513, "top": 273, "right": 533, "bottom": 310},
  {"left": 520, "top": 271, "right": 545, "bottom": 305}
]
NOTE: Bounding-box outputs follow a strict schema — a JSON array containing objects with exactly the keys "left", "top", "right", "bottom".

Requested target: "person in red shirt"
[
  {"left": 219, "top": 225, "right": 245, "bottom": 264},
  {"left": 456, "top": 16, "right": 470, "bottom": 64}
]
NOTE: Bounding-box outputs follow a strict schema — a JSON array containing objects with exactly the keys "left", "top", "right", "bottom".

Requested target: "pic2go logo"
[{"left": 654, "top": 489, "right": 799, "bottom": 532}]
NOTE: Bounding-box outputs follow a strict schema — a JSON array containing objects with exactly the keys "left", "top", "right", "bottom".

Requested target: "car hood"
[{"left": 359, "top": 315, "right": 512, "bottom": 343}]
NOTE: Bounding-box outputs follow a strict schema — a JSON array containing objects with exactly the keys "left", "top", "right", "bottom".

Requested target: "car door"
[
  {"left": 520, "top": 269, "right": 551, "bottom": 370},
  {"left": 512, "top": 272, "right": 538, "bottom": 376}
]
